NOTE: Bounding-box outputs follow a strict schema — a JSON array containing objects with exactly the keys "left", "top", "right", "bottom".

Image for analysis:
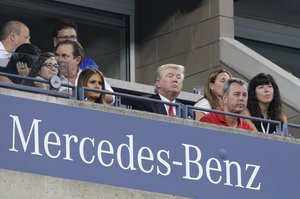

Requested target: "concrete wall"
[
  {"left": 135, "top": 0, "right": 234, "bottom": 93},
  {"left": 0, "top": 169, "right": 187, "bottom": 199}
]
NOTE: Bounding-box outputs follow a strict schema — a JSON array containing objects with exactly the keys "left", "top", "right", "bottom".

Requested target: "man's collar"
[
  {"left": 0, "top": 41, "right": 10, "bottom": 54},
  {"left": 219, "top": 107, "right": 242, "bottom": 126},
  {"left": 158, "top": 93, "right": 175, "bottom": 103},
  {"left": 215, "top": 109, "right": 228, "bottom": 125}
]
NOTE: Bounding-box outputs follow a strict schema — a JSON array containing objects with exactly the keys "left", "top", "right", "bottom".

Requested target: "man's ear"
[
  {"left": 155, "top": 79, "right": 161, "bottom": 90},
  {"left": 53, "top": 37, "right": 58, "bottom": 47},
  {"left": 75, "top": 56, "right": 82, "bottom": 65},
  {"left": 10, "top": 32, "right": 16, "bottom": 41},
  {"left": 223, "top": 95, "right": 227, "bottom": 105}
]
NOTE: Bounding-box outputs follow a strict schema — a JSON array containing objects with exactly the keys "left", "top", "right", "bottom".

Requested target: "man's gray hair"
[{"left": 223, "top": 78, "right": 248, "bottom": 96}]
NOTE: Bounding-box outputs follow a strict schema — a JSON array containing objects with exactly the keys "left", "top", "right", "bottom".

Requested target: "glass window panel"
[
  {"left": 236, "top": 38, "right": 300, "bottom": 79},
  {"left": 0, "top": 0, "right": 129, "bottom": 80}
]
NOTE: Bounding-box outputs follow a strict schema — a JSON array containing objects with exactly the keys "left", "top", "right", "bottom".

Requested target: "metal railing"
[
  {"left": 78, "top": 86, "right": 297, "bottom": 137},
  {"left": 78, "top": 86, "right": 184, "bottom": 117},
  {"left": 0, "top": 71, "right": 76, "bottom": 98},
  {"left": 0, "top": 72, "right": 299, "bottom": 137},
  {"left": 283, "top": 123, "right": 300, "bottom": 137},
  {"left": 185, "top": 105, "right": 282, "bottom": 134}
]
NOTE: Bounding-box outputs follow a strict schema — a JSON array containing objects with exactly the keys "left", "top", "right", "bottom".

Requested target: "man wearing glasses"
[{"left": 52, "top": 18, "right": 98, "bottom": 70}]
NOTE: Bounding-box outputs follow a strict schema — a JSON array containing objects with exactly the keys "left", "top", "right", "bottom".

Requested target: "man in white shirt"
[{"left": 0, "top": 20, "right": 30, "bottom": 69}]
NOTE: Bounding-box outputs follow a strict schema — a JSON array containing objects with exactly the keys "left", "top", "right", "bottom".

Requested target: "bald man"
[{"left": 0, "top": 20, "right": 30, "bottom": 68}]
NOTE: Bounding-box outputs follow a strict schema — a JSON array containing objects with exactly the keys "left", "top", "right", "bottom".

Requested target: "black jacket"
[{"left": 131, "top": 94, "right": 194, "bottom": 119}]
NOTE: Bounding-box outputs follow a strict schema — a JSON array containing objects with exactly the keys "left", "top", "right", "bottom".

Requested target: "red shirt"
[{"left": 200, "top": 109, "right": 253, "bottom": 131}]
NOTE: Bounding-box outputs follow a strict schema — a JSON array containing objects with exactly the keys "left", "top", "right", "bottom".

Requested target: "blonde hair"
[{"left": 154, "top": 63, "right": 185, "bottom": 93}]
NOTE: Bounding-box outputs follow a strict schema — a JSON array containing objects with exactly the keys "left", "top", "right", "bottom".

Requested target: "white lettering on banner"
[
  {"left": 117, "top": 135, "right": 137, "bottom": 171},
  {"left": 9, "top": 115, "right": 42, "bottom": 156},
  {"left": 156, "top": 150, "right": 171, "bottom": 176},
  {"left": 63, "top": 134, "right": 78, "bottom": 161},
  {"left": 79, "top": 137, "right": 95, "bottom": 164},
  {"left": 98, "top": 140, "right": 114, "bottom": 167},
  {"left": 245, "top": 164, "right": 261, "bottom": 190},
  {"left": 206, "top": 158, "right": 222, "bottom": 184},
  {"left": 223, "top": 160, "right": 244, "bottom": 188},
  {"left": 44, "top": 131, "right": 61, "bottom": 159},
  {"left": 182, "top": 143, "right": 203, "bottom": 180},
  {"left": 8, "top": 115, "right": 262, "bottom": 191},
  {"left": 137, "top": 147, "right": 154, "bottom": 173}
]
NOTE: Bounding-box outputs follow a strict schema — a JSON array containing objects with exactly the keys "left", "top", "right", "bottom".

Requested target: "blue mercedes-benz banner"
[{"left": 0, "top": 94, "right": 299, "bottom": 198}]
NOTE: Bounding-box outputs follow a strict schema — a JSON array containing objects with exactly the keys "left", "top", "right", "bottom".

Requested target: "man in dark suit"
[{"left": 132, "top": 63, "right": 190, "bottom": 117}]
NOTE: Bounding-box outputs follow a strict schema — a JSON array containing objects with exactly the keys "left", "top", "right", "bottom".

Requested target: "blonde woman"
[{"left": 194, "top": 69, "right": 232, "bottom": 120}]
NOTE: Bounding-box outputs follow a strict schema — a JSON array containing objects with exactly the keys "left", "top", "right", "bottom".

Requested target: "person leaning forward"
[
  {"left": 0, "top": 20, "right": 30, "bottom": 75},
  {"left": 0, "top": 20, "right": 30, "bottom": 65}
]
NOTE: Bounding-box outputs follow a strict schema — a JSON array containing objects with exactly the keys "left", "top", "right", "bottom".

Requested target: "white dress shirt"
[
  {"left": 0, "top": 41, "right": 11, "bottom": 68},
  {"left": 158, "top": 94, "right": 176, "bottom": 115}
]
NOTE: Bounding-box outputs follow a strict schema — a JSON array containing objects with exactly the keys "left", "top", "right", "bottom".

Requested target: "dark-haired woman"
[
  {"left": 0, "top": 43, "right": 41, "bottom": 83},
  {"left": 244, "top": 73, "right": 287, "bottom": 134},
  {"left": 22, "top": 52, "right": 59, "bottom": 89},
  {"left": 77, "top": 68, "right": 107, "bottom": 104}
]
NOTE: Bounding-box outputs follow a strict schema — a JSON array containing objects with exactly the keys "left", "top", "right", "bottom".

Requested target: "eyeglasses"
[
  {"left": 42, "top": 63, "right": 59, "bottom": 69},
  {"left": 56, "top": 35, "right": 77, "bottom": 41}
]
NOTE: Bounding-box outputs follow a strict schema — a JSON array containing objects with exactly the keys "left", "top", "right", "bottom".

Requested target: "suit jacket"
[
  {"left": 131, "top": 94, "right": 194, "bottom": 119},
  {"left": 132, "top": 94, "right": 168, "bottom": 115}
]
